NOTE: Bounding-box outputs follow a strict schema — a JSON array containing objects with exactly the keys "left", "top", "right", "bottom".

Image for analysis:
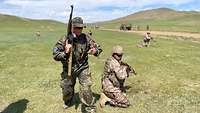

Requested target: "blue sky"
[{"left": 0, "top": 0, "right": 200, "bottom": 23}]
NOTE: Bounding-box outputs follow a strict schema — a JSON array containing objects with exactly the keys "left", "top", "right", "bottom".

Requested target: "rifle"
[
  {"left": 121, "top": 62, "right": 137, "bottom": 76},
  {"left": 66, "top": 5, "right": 74, "bottom": 78}
]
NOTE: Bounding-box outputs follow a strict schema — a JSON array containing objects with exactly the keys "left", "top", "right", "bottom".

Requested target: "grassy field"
[
  {"left": 100, "top": 18, "right": 200, "bottom": 33},
  {"left": 0, "top": 29, "right": 200, "bottom": 113}
]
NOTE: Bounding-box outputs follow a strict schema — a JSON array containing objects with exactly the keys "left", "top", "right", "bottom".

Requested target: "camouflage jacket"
[
  {"left": 53, "top": 33, "right": 102, "bottom": 73},
  {"left": 103, "top": 56, "right": 129, "bottom": 88}
]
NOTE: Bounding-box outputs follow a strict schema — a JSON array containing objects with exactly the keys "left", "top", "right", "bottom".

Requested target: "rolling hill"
[
  {"left": 1, "top": 8, "right": 200, "bottom": 33},
  {"left": 98, "top": 8, "right": 200, "bottom": 33},
  {"left": 0, "top": 14, "right": 65, "bottom": 32}
]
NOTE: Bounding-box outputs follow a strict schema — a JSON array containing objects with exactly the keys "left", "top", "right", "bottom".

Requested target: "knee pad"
[{"left": 79, "top": 89, "right": 95, "bottom": 106}]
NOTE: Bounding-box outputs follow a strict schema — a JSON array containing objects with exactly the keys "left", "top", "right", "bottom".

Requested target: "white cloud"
[{"left": 0, "top": 0, "right": 197, "bottom": 22}]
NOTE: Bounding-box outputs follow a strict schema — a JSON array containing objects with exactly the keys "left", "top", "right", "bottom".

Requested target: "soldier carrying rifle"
[{"left": 52, "top": 5, "right": 102, "bottom": 113}]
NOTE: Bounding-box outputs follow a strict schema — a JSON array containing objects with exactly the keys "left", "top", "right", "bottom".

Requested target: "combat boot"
[
  {"left": 99, "top": 93, "right": 111, "bottom": 108},
  {"left": 85, "top": 106, "right": 96, "bottom": 113},
  {"left": 63, "top": 100, "right": 72, "bottom": 109},
  {"left": 81, "top": 104, "right": 96, "bottom": 113}
]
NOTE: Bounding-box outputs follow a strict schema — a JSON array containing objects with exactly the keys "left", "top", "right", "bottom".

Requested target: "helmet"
[
  {"left": 112, "top": 45, "right": 123, "bottom": 54},
  {"left": 72, "top": 17, "right": 84, "bottom": 27}
]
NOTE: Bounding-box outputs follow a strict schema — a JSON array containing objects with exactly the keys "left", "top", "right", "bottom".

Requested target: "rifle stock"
[{"left": 67, "top": 5, "right": 74, "bottom": 77}]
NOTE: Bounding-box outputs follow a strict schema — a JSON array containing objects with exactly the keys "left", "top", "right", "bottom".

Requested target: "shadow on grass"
[{"left": 1, "top": 99, "right": 29, "bottom": 113}]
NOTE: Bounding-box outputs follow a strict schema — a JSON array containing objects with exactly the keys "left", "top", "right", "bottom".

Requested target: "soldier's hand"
[
  {"left": 65, "top": 44, "right": 72, "bottom": 53},
  {"left": 87, "top": 47, "right": 97, "bottom": 55},
  {"left": 126, "top": 65, "right": 137, "bottom": 76}
]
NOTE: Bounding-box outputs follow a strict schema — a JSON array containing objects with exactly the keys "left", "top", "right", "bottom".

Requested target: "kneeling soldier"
[{"left": 100, "top": 46, "right": 136, "bottom": 108}]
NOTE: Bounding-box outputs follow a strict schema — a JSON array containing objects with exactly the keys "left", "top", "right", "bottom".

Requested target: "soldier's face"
[
  {"left": 113, "top": 53, "right": 123, "bottom": 61},
  {"left": 73, "top": 27, "right": 83, "bottom": 36}
]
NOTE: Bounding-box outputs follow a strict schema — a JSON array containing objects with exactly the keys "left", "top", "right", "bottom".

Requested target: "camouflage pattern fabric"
[
  {"left": 53, "top": 33, "right": 102, "bottom": 111},
  {"left": 102, "top": 56, "right": 130, "bottom": 108},
  {"left": 143, "top": 33, "right": 152, "bottom": 47}
]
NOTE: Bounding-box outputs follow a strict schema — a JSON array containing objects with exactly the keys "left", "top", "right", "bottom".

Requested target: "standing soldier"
[
  {"left": 99, "top": 46, "right": 136, "bottom": 108},
  {"left": 35, "top": 31, "right": 41, "bottom": 38},
  {"left": 52, "top": 17, "right": 102, "bottom": 113},
  {"left": 146, "top": 25, "right": 150, "bottom": 31}
]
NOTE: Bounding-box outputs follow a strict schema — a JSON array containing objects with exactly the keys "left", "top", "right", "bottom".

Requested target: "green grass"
[{"left": 0, "top": 30, "right": 200, "bottom": 113}]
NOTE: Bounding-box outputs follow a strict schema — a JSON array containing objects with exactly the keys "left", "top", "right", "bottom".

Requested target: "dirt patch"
[{"left": 102, "top": 29, "right": 200, "bottom": 42}]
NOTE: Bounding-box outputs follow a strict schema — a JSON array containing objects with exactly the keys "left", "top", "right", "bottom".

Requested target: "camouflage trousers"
[
  {"left": 60, "top": 67, "right": 95, "bottom": 111},
  {"left": 143, "top": 39, "right": 151, "bottom": 47},
  {"left": 102, "top": 78, "right": 130, "bottom": 108}
]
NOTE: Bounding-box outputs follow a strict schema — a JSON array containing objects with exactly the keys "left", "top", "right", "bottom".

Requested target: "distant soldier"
[
  {"left": 99, "top": 46, "right": 136, "bottom": 108},
  {"left": 143, "top": 32, "right": 152, "bottom": 47},
  {"left": 52, "top": 17, "right": 102, "bottom": 113},
  {"left": 137, "top": 25, "right": 140, "bottom": 31},
  {"left": 35, "top": 31, "right": 41, "bottom": 38},
  {"left": 146, "top": 25, "right": 150, "bottom": 30}
]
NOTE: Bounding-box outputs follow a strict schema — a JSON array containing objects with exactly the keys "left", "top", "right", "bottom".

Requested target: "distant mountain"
[
  {"left": 98, "top": 8, "right": 200, "bottom": 32},
  {"left": 1, "top": 7, "right": 200, "bottom": 33}
]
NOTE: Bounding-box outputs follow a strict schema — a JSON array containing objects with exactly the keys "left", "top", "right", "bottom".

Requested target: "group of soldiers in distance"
[{"left": 120, "top": 24, "right": 154, "bottom": 48}]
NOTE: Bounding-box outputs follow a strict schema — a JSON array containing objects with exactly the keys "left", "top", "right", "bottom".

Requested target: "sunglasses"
[
  {"left": 75, "top": 27, "right": 83, "bottom": 29},
  {"left": 114, "top": 53, "right": 123, "bottom": 57}
]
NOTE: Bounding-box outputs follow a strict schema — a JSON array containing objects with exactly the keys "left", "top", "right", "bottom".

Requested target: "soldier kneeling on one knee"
[
  {"left": 99, "top": 45, "right": 137, "bottom": 108},
  {"left": 143, "top": 32, "right": 152, "bottom": 47}
]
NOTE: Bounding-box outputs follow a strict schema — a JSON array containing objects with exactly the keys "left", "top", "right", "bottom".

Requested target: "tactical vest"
[{"left": 62, "top": 33, "right": 90, "bottom": 74}]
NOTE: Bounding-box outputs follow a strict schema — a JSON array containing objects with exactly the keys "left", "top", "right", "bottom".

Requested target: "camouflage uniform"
[
  {"left": 53, "top": 17, "right": 102, "bottom": 112},
  {"left": 101, "top": 46, "right": 132, "bottom": 108},
  {"left": 143, "top": 32, "right": 151, "bottom": 47}
]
